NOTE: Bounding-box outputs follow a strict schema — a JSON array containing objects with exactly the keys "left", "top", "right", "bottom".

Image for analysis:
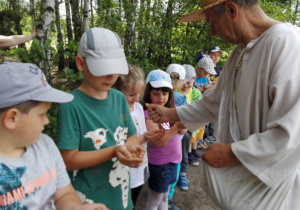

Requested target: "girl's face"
[
  {"left": 181, "top": 78, "right": 195, "bottom": 94},
  {"left": 150, "top": 89, "right": 169, "bottom": 106},
  {"left": 124, "top": 80, "right": 144, "bottom": 111},
  {"left": 210, "top": 52, "right": 221, "bottom": 64}
]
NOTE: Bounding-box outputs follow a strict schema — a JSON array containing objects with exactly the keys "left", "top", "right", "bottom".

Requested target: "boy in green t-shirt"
[{"left": 57, "top": 28, "right": 146, "bottom": 210}]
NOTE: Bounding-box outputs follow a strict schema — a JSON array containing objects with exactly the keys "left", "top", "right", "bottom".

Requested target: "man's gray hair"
[{"left": 213, "top": 0, "right": 259, "bottom": 16}]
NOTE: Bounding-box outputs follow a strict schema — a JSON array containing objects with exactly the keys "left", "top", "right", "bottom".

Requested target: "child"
[
  {"left": 194, "top": 57, "right": 216, "bottom": 147},
  {"left": 0, "top": 62, "right": 107, "bottom": 210},
  {"left": 166, "top": 64, "right": 187, "bottom": 210},
  {"left": 179, "top": 64, "right": 204, "bottom": 171},
  {"left": 113, "top": 64, "right": 163, "bottom": 209},
  {"left": 143, "top": 69, "right": 187, "bottom": 210},
  {"left": 194, "top": 56, "right": 216, "bottom": 93},
  {"left": 208, "top": 46, "right": 222, "bottom": 81},
  {"left": 57, "top": 28, "right": 145, "bottom": 210}
]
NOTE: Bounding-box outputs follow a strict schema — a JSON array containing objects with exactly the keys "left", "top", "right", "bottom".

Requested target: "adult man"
[{"left": 147, "top": 0, "right": 300, "bottom": 209}]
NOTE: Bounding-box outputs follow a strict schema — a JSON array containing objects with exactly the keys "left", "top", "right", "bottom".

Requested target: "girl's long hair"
[{"left": 142, "top": 83, "right": 174, "bottom": 110}]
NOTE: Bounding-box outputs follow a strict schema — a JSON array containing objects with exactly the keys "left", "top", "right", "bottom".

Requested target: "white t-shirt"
[{"left": 130, "top": 102, "right": 149, "bottom": 188}]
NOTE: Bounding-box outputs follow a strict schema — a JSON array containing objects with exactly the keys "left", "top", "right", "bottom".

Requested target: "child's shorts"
[{"left": 148, "top": 163, "right": 177, "bottom": 193}]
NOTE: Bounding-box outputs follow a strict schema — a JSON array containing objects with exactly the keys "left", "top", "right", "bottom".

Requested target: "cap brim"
[
  {"left": 33, "top": 88, "right": 74, "bottom": 103},
  {"left": 150, "top": 81, "right": 173, "bottom": 89},
  {"left": 206, "top": 69, "right": 217, "bottom": 75},
  {"left": 86, "top": 57, "right": 129, "bottom": 76},
  {"left": 178, "top": 0, "right": 228, "bottom": 23}
]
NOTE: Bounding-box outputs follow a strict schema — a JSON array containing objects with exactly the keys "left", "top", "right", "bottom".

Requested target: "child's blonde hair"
[
  {"left": 169, "top": 72, "right": 184, "bottom": 91},
  {"left": 113, "top": 64, "right": 145, "bottom": 100}
]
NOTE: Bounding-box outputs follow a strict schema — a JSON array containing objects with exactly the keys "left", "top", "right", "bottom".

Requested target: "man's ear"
[
  {"left": 225, "top": 1, "right": 238, "bottom": 19},
  {"left": 2, "top": 108, "right": 19, "bottom": 130},
  {"left": 75, "top": 56, "right": 86, "bottom": 72}
]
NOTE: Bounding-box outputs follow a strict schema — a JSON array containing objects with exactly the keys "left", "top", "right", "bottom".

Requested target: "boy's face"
[
  {"left": 210, "top": 52, "right": 221, "bottom": 64},
  {"left": 79, "top": 58, "right": 119, "bottom": 94},
  {"left": 15, "top": 102, "right": 51, "bottom": 146},
  {"left": 182, "top": 78, "right": 195, "bottom": 93},
  {"left": 196, "top": 67, "right": 208, "bottom": 77}
]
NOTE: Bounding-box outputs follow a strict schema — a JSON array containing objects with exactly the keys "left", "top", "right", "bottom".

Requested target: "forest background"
[{"left": 0, "top": 0, "right": 299, "bottom": 138}]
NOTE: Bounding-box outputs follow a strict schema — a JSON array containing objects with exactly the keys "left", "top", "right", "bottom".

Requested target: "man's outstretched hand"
[{"left": 145, "top": 103, "right": 179, "bottom": 124}]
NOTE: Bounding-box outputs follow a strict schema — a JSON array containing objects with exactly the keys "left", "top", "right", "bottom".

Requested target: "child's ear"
[
  {"left": 75, "top": 56, "right": 86, "bottom": 72},
  {"left": 2, "top": 108, "right": 19, "bottom": 130}
]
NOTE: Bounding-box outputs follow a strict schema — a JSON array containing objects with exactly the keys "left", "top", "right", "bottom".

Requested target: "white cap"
[
  {"left": 146, "top": 69, "right": 173, "bottom": 89},
  {"left": 197, "top": 57, "right": 217, "bottom": 75},
  {"left": 166, "top": 64, "right": 186, "bottom": 80},
  {"left": 182, "top": 64, "right": 196, "bottom": 83},
  {"left": 78, "top": 28, "right": 128, "bottom": 76}
]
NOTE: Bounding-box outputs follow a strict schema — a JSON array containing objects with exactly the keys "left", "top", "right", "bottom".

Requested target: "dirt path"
[{"left": 135, "top": 162, "right": 220, "bottom": 210}]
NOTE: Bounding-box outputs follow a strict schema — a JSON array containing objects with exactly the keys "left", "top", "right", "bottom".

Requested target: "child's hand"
[
  {"left": 144, "top": 130, "right": 165, "bottom": 143},
  {"left": 80, "top": 203, "right": 109, "bottom": 210},
  {"left": 115, "top": 145, "right": 145, "bottom": 168}
]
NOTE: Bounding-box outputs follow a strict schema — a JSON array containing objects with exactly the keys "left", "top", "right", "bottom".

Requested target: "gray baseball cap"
[
  {"left": 0, "top": 62, "right": 74, "bottom": 109},
  {"left": 197, "top": 57, "right": 217, "bottom": 75},
  {"left": 78, "top": 28, "right": 128, "bottom": 77},
  {"left": 182, "top": 64, "right": 196, "bottom": 83}
]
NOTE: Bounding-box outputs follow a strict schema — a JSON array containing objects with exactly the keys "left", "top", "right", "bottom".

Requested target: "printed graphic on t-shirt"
[
  {"left": 109, "top": 126, "right": 129, "bottom": 208},
  {"left": 0, "top": 163, "right": 57, "bottom": 209},
  {"left": 84, "top": 128, "right": 108, "bottom": 150},
  {"left": 77, "top": 126, "right": 130, "bottom": 208}
]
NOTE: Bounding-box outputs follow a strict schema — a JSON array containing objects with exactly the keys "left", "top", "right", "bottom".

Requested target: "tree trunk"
[
  {"left": 65, "top": 0, "right": 73, "bottom": 42},
  {"left": 97, "top": 0, "right": 104, "bottom": 27},
  {"left": 36, "top": 0, "right": 55, "bottom": 84},
  {"left": 123, "top": 0, "right": 137, "bottom": 56},
  {"left": 90, "top": 0, "right": 94, "bottom": 27},
  {"left": 157, "top": 0, "right": 173, "bottom": 67},
  {"left": 83, "top": 0, "right": 90, "bottom": 31},
  {"left": 55, "top": 0, "right": 65, "bottom": 72},
  {"left": 29, "top": 0, "right": 36, "bottom": 27},
  {"left": 70, "top": 0, "right": 82, "bottom": 42}
]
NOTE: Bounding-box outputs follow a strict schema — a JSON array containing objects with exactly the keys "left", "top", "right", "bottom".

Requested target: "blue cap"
[
  {"left": 209, "top": 46, "right": 222, "bottom": 54},
  {"left": 146, "top": 69, "right": 173, "bottom": 89}
]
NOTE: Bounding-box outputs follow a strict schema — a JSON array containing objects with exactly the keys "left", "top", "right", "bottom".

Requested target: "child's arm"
[
  {"left": 60, "top": 144, "right": 142, "bottom": 171},
  {"left": 55, "top": 184, "right": 108, "bottom": 210}
]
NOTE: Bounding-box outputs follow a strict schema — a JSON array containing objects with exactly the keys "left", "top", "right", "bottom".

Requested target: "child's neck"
[
  {"left": 79, "top": 84, "right": 109, "bottom": 99},
  {"left": 0, "top": 142, "right": 26, "bottom": 158}
]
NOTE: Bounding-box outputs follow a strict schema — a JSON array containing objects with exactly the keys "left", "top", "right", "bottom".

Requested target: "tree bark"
[
  {"left": 83, "top": 0, "right": 90, "bottom": 31},
  {"left": 36, "top": 0, "right": 55, "bottom": 84},
  {"left": 55, "top": 0, "right": 65, "bottom": 72},
  {"left": 70, "top": 0, "right": 82, "bottom": 42}
]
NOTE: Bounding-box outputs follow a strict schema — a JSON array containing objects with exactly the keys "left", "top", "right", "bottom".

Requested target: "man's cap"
[
  {"left": 0, "top": 62, "right": 74, "bottom": 109},
  {"left": 209, "top": 46, "right": 222, "bottom": 53},
  {"left": 146, "top": 70, "right": 173, "bottom": 89},
  {"left": 178, "top": 0, "right": 228, "bottom": 23},
  {"left": 166, "top": 64, "right": 186, "bottom": 80},
  {"left": 78, "top": 28, "right": 128, "bottom": 77},
  {"left": 182, "top": 64, "right": 196, "bottom": 83},
  {"left": 197, "top": 57, "right": 217, "bottom": 75}
]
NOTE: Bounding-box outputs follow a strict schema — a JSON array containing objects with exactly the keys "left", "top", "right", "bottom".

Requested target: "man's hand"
[
  {"left": 202, "top": 143, "right": 239, "bottom": 168},
  {"left": 115, "top": 145, "right": 145, "bottom": 168},
  {"left": 145, "top": 103, "right": 179, "bottom": 124}
]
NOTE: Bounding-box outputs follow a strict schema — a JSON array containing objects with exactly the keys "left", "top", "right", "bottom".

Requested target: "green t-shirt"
[{"left": 57, "top": 88, "right": 136, "bottom": 210}]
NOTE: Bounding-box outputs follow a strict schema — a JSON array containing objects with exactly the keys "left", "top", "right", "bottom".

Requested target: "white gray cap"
[
  {"left": 78, "top": 28, "right": 128, "bottom": 76},
  {"left": 0, "top": 62, "right": 74, "bottom": 109},
  {"left": 146, "top": 69, "right": 173, "bottom": 89},
  {"left": 197, "top": 57, "right": 217, "bottom": 75},
  {"left": 166, "top": 64, "right": 186, "bottom": 80},
  {"left": 182, "top": 64, "right": 196, "bottom": 83}
]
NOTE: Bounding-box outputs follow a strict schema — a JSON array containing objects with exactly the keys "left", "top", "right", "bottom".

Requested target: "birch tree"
[
  {"left": 36, "top": 0, "right": 55, "bottom": 84},
  {"left": 83, "top": 0, "right": 90, "bottom": 31},
  {"left": 55, "top": 0, "right": 65, "bottom": 71}
]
